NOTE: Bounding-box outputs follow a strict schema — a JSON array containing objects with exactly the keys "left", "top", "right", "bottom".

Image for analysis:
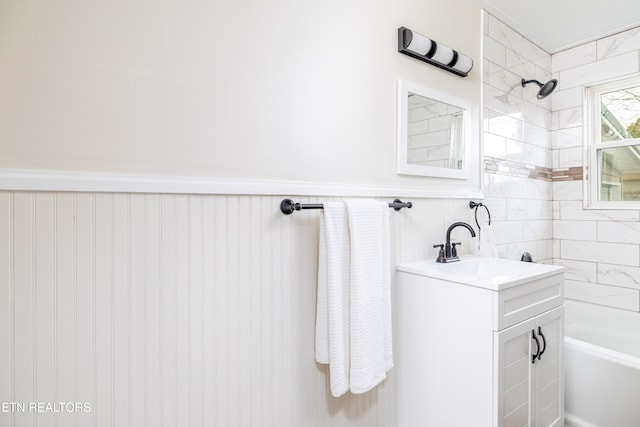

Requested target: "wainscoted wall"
[
  {"left": 481, "top": 13, "right": 554, "bottom": 262},
  {"left": 551, "top": 25, "right": 640, "bottom": 311},
  {"left": 0, "top": 191, "right": 475, "bottom": 427}
]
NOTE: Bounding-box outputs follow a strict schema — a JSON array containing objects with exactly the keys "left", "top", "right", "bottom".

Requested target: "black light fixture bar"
[{"left": 397, "top": 27, "right": 473, "bottom": 77}]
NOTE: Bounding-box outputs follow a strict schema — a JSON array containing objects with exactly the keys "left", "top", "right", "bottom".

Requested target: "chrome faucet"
[{"left": 433, "top": 222, "right": 476, "bottom": 263}]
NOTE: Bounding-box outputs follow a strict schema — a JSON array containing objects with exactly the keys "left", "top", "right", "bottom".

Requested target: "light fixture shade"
[
  {"left": 397, "top": 27, "right": 473, "bottom": 77},
  {"left": 405, "top": 31, "right": 432, "bottom": 56}
]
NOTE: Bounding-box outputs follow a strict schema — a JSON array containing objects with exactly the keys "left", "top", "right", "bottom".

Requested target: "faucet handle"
[
  {"left": 451, "top": 242, "right": 461, "bottom": 257},
  {"left": 433, "top": 244, "right": 446, "bottom": 263}
]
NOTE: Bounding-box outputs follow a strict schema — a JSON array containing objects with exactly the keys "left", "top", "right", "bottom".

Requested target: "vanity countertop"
[{"left": 396, "top": 256, "right": 565, "bottom": 291}]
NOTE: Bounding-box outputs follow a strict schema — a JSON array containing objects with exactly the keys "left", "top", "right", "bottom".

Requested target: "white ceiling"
[{"left": 482, "top": 0, "right": 640, "bottom": 53}]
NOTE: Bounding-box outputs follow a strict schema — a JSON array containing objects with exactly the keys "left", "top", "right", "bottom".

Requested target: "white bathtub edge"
[
  {"left": 565, "top": 336, "right": 640, "bottom": 370},
  {"left": 564, "top": 413, "right": 599, "bottom": 427}
]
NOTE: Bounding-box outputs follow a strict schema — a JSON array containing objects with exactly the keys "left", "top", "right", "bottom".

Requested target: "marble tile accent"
[
  {"left": 559, "top": 200, "right": 640, "bottom": 221},
  {"left": 551, "top": 167, "right": 583, "bottom": 181},
  {"left": 557, "top": 106, "right": 583, "bottom": 129},
  {"left": 483, "top": 84, "right": 508, "bottom": 114},
  {"left": 492, "top": 220, "right": 523, "bottom": 244},
  {"left": 551, "top": 41, "right": 596, "bottom": 73},
  {"left": 565, "top": 280, "right": 640, "bottom": 311},
  {"left": 554, "top": 220, "right": 597, "bottom": 241},
  {"left": 483, "top": 34, "right": 507, "bottom": 67},
  {"left": 507, "top": 198, "right": 529, "bottom": 220},
  {"left": 486, "top": 62, "right": 522, "bottom": 94},
  {"left": 487, "top": 14, "right": 523, "bottom": 53},
  {"left": 484, "top": 157, "right": 553, "bottom": 182},
  {"left": 560, "top": 240, "right": 639, "bottom": 266},
  {"left": 598, "top": 263, "right": 640, "bottom": 290},
  {"left": 551, "top": 127, "right": 582, "bottom": 150},
  {"left": 524, "top": 220, "right": 553, "bottom": 241},
  {"left": 484, "top": 132, "right": 507, "bottom": 158},
  {"left": 557, "top": 147, "right": 583, "bottom": 168},
  {"left": 558, "top": 51, "right": 639, "bottom": 90},
  {"left": 522, "top": 179, "right": 552, "bottom": 201},
  {"left": 507, "top": 239, "right": 553, "bottom": 261},
  {"left": 597, "top": 27, "right": 640, "bottom": 60},
  {"left": 520, "top": 39, "right": 551, "bottom": 71},
  {"left": 486, "top": 110, "right": 523, "bottom": 140},
  {"left": 553, "top": 259, "right": 597, "bottom": 283},
  {"left": 552, "top": 180, "right": 583, "bottom": 201},
  {"left": 480, "top": 197, "right": 507, "bottom": 221},
  {"left": 551, "top": 86, "right": 583, "bottom": 112},
  {"left": 524, "top": 122, "right": 550, "bottom": 147},
  {"left": 598, "top": 222, "right": 640, "bottom": 244}
]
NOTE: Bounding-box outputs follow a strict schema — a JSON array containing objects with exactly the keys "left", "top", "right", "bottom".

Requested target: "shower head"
[{"left": 521, "top": 78, "right": 558, "bottom": 99}]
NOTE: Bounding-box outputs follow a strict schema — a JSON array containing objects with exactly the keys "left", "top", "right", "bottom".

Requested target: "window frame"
[{"left": 584, "top": 74, "right": 640, "bottom": 209}]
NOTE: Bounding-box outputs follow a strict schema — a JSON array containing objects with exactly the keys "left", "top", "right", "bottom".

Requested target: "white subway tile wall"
[
  {"left": 551, "top": 23, "right": 640, "bottom": 311},
  {"left": 483, "top": 13, "right": 554, "bottom": 262},
  {"left": 487, "top": 13, "right": 640, "bottom": 313}
]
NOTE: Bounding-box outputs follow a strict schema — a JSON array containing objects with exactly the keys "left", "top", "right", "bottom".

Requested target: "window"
[{"left": 585, "top": 75, "right": 640, "bottom": 208}]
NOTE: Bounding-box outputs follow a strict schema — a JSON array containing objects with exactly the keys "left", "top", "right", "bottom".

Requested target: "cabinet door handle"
[
  {"left": 531, "top": 329, "right": 540, "bottom": 364},
  {"left": 537, "top": 326, "right": 546, "bottom": 360}
]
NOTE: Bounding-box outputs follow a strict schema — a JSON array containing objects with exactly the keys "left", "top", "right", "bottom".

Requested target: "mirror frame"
[{"left": 397, "top": 79, "right": 472, "bottom": 180}]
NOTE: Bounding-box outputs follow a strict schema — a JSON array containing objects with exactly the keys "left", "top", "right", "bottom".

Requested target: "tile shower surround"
[{"left": 485, "top": 13, "right": 640, "bottom": 312}]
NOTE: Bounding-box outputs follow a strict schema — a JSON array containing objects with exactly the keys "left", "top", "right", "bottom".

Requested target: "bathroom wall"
[
  {"left": 0, "top": 192, "right": 475, "bottom": 427},
  {"left": 551, "top": 26, "right": 640, "bottom": 312},
  {"left": 0, "top": 0, "right": 481, "bottom": 194},
  {"left": 481, "top": 13, "right": 554, "bottom": 262},
  {"left": 0, "top": 0, "right": 485, "bottom": 426}
]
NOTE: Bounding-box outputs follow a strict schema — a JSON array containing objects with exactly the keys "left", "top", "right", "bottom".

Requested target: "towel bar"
[{"left": 280, "top": 198, "right": 412, "bottom": 215}]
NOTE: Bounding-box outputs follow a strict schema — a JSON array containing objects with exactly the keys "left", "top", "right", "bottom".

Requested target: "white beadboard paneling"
[
  {"left": 0, "top": 192, "right": 484, "bottom": 427},
  {"left": 55, "top": 193, "right": 77, "bottom": 427},
  {"left": 112, "top": 194, "right": 130, "bottom": 427},
  {"left": 94, "top": 193, "right": 113, "bottom": 427},
  {"left": 76, "top": 193, "right": 95, "bottom": 427},
  {"left": 129, "top": 194, "right": 147, "bottom": 427},
  {"left": 34, "top": 193, "right": 56, "bottom": 427},
  {"left": 145, "top": 194, "right": 162, "bottom": 427},
  {"left": 13, "top": 193, "right": 35, "bottom": 426},
  {"left": 0, "top": 193, "right": 11, "bottom": 421}
]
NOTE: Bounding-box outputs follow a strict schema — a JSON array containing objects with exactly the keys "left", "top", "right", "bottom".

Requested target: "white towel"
[
  {"left": 315, "top": 202, "right": 350, "bottom": 397},
  {"left": 345, "top": 199, "right": 393, "bottom": 394},
  {"left": 315, "top": 200, "right": 393, "bottom": 397},
  {"left": 479, "top": 224, "right": 498, "bottom": 257}
]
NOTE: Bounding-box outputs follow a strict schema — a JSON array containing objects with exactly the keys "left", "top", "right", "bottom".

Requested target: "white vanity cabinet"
[{"left": 396, "top": 256, "right": 565, "bottom": 427}]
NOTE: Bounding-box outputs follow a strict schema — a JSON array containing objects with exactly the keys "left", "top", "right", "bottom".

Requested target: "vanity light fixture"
[{"left": 397, "top": 27, "right": 473, "bottom": 77}]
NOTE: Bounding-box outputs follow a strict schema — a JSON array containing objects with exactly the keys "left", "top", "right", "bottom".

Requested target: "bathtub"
[{"left": 564, "top": 300, "right": 640, "bottom": 427}]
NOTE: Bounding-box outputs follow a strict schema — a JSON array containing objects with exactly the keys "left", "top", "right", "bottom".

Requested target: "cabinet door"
[
  {"left": 533, "top": 306, "right": 564, "bottom": 427},
  {"left": 495, "top": 318, "right": 536, "bottom": 427}
]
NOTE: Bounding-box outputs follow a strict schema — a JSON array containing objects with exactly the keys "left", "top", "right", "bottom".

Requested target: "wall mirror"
[{"left": 397, "top": 79, "right": 472, "bottom": 179}]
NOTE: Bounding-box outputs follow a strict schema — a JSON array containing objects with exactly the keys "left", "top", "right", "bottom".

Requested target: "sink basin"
[{"left": 396, "top": 256, "right": 565, "bottom": 290}]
